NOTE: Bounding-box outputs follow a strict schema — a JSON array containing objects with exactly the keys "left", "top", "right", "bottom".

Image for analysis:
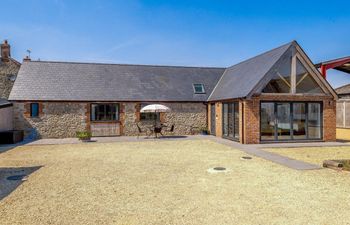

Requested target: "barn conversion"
[{"left": 8, "top": 41, "right": 338, "bottom": 144}]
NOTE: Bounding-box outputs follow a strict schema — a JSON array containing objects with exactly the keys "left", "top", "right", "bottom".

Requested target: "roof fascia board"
[
  {"left": 207, "top": 68, "right": 228, "bottom": 101},
  {"left": 294, "top": 53, "right": 331, "bottom": 95},
  {"left": 294, "top": 42, "right": 338, "bottom": 99}
]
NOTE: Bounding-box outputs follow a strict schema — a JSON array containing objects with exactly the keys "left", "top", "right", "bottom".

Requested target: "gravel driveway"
[{"left": 0, "top": 140, "right": 349, "bottom": 225}]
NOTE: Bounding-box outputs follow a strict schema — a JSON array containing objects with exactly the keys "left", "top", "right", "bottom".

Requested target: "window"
[
  {"left": 262, "top": 50, "right": 292, "bottom": 93},
  {"left": 193, "top": 84, "right": 205, "bottom": 94},
  {"left": 260, "top": 102, "right": 322, "bottom": 141},
  {"left": 91, "top": 104, "right": 119, "bottom": 121},
  {"left": 222, "top": 102, "right": 239, "bottom": 141},
  {"left": 140, "top": 103, "right": 160, "bottom": 121},
  {"left": 296, "top": 59, "right": 323, "bottom": 93},
  {"left": 262, "top": 48, "right": 326, "bottom": 95},
  {"left": 260, "top": 103, "right": 275, "bottom": 140},
  {"left": 308, "top": 103, "right": 321, "bottom": 139},
  {"left": 30, "top": 103, "right": 39, "bottom": 117}
]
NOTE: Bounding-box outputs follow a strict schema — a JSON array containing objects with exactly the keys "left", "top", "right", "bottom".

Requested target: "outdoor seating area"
[
  {"left": 136, "top": 103, "right": 176, "bottom": 138},
  {"left": 136, "top": 123, "right": 175, "bottom": 138}
]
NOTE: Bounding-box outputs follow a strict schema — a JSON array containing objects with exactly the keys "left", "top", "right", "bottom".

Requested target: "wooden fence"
[{"left": 336, "top": 100, "right": 350, "bottom": 128}]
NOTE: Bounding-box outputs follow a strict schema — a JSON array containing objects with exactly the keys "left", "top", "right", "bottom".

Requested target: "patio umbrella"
[
  {"left": 140, "top": 104, "right": 171, "bottom": 113},
  {"left": 140, "top": 104, "right": 171, "bottom": 127}
]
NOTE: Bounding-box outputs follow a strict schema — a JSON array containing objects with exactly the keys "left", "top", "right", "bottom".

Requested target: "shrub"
[
  {"left": 76, "top": 131, "right": 92, "bottom": 140},
  {"left": 200, "top": 127, "right": 209, "bottom": 135}
]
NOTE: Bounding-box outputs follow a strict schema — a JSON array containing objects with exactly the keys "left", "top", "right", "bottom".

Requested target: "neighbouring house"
[
  {"left": 0, "top": 40, "right": 21, "bottom": 133},
  {"left": 315, "top": 57, "right": 350, "bottom": 141},
  {"left": 335, "top": 84, "right": 350, "bottom": 140},
  {"left": 0, "top": 99, "right": 13, "bottom": 132},
  {"left": 0, "top": 40, "right": 21, "bottom": 99},
  {"left": 8, "top": 41, "right": 338, "bottom": 144}
]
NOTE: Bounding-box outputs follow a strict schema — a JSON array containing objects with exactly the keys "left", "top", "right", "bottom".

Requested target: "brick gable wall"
[{"left": 210, "top": 95, "right": 336, "bottom": 144}]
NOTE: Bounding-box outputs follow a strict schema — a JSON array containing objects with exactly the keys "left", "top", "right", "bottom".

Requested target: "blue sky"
[{"left": 1, "top": 0, "right": 349, "bottom": 88}]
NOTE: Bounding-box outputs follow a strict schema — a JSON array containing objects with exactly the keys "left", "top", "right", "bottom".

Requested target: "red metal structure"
[{"left": 315, "top": 56, "right": 350, "bottom": 78}]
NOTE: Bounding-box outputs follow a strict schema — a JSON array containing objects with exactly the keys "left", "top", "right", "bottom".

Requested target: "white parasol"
[{"left": 140, "top": 104, "right": 171, "bottom": 113}]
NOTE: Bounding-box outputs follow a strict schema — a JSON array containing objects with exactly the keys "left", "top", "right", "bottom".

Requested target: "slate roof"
[
  {"left": 335, "top": 83, "right": 350, "bottom": 95},
  {"left": 9, "top": 62, "right": 225, "bottom": 101},
  {"left": 10, "top": 41, "right": 331, "bottom": 102},
  {"left": 208, "top": 42, "right": 293, "bottom": 101}
]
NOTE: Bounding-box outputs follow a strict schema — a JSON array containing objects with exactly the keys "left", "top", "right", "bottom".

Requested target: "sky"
[{"left": 1, "top": 0, "right": 349, "bottom": 88}]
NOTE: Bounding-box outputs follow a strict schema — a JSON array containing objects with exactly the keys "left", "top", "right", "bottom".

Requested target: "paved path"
[
  {"left": 203, "top": 136, "right": 322, "bottom": 170},
  {"left": 250, "top": 141, "right": 350, "bottom": 148}
]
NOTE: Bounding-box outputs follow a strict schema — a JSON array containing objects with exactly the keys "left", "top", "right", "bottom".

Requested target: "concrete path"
[
  {"left": 204, "top": 136, "right": 322, "bottom": 170},
  {"left": 251, "top": 141, "right": 350, "bottom": 148}
]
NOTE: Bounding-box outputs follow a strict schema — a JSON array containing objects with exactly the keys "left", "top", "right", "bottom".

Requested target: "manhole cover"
[
  {"left": 207, "top": 167, "right": 230, "bottom": 173},
  {"left": 7, "top": 175, "right": 27, "bottom": 181},
  {"left": 213, "top": 167, "right": 226, "bottom": 171},
  {"left": 241, "top": 156, "right": 252, "bottom": 160}
]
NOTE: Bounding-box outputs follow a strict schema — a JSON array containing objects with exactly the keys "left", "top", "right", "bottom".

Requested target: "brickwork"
[
  {"left": 211, "top": 95, "right": 337, "bottom": 144},
  {"left": 215, "top": 102, "right": 222, "bottom": 137},
  {"left": 244, "top": 95, "right": 336, "bottom": 144},
  {"left": 207, "top": 103, "right": 211, "bottom": 134}
]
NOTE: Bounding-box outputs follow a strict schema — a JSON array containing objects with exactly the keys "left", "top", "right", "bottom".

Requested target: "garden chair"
[
  {"left": 136, "top": 123, "right": 151, "bottom": 139},
  {"left": 168, "top": 124, "right": 175, "bottom": 133}
]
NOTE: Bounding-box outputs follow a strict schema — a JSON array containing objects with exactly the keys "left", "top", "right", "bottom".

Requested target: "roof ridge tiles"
[{"left": 25, "top": 60, "right": 226, "bottom": 70}]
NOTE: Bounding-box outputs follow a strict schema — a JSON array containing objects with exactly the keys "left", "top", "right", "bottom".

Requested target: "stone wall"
[
  {"left": 13, "top": 101, "right": 207, "bottom": 138},
  {"left": 0, "top": 59, "right": 20, "bottom": 99},
  {"left": 13, "top": 102, "right": 88, "bottom": 138},
  {"left": 122, "top": 102, "right": 207, "bottom": 136}
]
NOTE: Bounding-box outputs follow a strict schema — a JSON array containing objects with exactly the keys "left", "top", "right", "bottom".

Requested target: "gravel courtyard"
[{"left": 1, "top": 140, "right": 350, "bottom": 225}]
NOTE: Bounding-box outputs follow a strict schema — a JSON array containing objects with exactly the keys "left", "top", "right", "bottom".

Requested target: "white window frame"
[{"left": 193, "top": 84, "right": 205, "bottom": 94}]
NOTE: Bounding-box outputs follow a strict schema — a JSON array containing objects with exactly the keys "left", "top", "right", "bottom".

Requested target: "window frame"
[
  {"left": 193, "top": 84, "right": 206, "bottom": 94},
  {"left": 221, "top": 102, "right": 240, "bottom": 142},
  {"left": 30, "top": 103, "right": 39, "bottom": 118},
  {"left": 261, "top": 51, "right": 327, "bottom": 95},
  {"left": 259, "top": 101, "right": 323, "bottom": 142},
  {"left": 90, "top": 103, "right": 120, "bottom": 122}
]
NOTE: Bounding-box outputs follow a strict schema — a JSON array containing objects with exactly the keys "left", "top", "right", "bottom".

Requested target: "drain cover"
[
  {"left": 7, "top": 175, "right": 27, "bottom": 181},
  {"left": 241, "top": 156, "right": 252, "bottom": 160},
  {"left": 213, "top": 167, "right": 226, "bottom": 171}
]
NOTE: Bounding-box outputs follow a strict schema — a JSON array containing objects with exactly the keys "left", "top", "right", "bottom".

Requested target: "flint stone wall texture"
[
  {"left": 122, "top": 102, "right": 207, "bottom": 136},
  {"left": 0, "top": 60, "right": 20, "bottom": 99},
  {"left": 13, "top": 102, "right": 88, "bottom": 138},
  {"left": 13, "top": 102, "right": 207, "bottom": 138}
]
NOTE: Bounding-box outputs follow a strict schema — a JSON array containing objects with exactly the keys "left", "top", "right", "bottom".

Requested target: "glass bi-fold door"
[{"left": 260, "top": 102, "right": 322, "bottom": 141}]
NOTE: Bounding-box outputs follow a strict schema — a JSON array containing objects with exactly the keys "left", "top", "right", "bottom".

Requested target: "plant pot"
[{"left": 80, "top": 137, "right": 91, "bottom": 142}]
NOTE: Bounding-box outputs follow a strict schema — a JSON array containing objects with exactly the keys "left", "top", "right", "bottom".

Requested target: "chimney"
[
  {"left": 23, "top": 55, "right": 31, "bottom": 62},
  {"left": 1, "top": 40, "right": 11, "bottom": 62},
  {"left": 23, "top": 49, "right": 31, "bottom": 62}
]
